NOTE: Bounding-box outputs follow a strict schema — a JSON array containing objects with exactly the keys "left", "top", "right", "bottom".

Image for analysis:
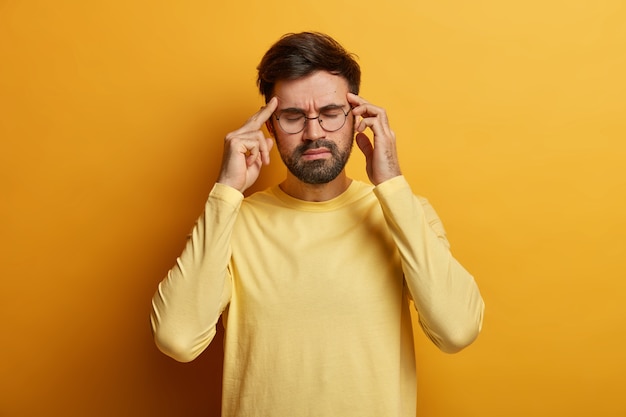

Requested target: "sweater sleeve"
[
  {"left": 373, "top": 176, "right": 484, "bottom": 353},
  {"left": 150, "top": 183, "right": 242, "bottom": 362}
]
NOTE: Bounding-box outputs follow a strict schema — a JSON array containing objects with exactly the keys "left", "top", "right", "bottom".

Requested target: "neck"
[{"left": 280, "top": 171, "right": 352, "bottom": 202}]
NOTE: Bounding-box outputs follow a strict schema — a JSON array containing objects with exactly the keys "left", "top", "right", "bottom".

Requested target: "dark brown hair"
[{"left": 257, "top": 32, "right": 361, "bottom": 103}]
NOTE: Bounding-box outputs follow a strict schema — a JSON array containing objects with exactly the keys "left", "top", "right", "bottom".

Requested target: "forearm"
[
  {"left": 150, "top": 183, "right": 241, "bottom": 362},
  {"left": 374, "top": 176, "right": 484, "bottom": 353}
]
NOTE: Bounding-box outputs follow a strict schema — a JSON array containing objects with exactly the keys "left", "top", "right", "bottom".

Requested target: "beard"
[{"left": 278, "top": 137, "right": 354, "bottom": 184}]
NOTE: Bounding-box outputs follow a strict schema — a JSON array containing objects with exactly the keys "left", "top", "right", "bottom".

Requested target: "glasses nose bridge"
[{"left": 303, "top": 114, "right": 324, "bottom": 133}]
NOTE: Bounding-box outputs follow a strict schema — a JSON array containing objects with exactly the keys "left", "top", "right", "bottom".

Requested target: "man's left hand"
[{"left": 348, "top": 93, "right": 402, "bottom": 185}]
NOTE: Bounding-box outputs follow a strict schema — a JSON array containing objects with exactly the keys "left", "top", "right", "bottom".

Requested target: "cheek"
[
  {"left": 274, "top": 133, "right": 300, "bottom": 155},
  {"left": 339, "top": 125, "right": 356, "bottom": 147}
]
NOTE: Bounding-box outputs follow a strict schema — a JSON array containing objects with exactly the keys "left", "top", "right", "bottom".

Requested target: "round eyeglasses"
[{"left": 274, "top": 107, "right": 351, "bottom": 134}]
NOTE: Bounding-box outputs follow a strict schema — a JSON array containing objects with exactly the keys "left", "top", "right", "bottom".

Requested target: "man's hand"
[
  {"left": 217, "top": 97, "right": 278, "bottom": 193},
  {"left": 348, "top": 93, "right": 402, "bottom": 186}
]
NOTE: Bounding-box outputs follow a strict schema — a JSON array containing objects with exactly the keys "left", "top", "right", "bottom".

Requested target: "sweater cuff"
[
  {"left": 373, "top": 175, "right": 411, "bottom": 197},
  {"left": 209, "top": 183, "right": 245, "bottom": 208}
]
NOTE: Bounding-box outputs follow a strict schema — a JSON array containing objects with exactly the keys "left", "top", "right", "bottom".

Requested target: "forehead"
[{"left": 274, "top": 71, "right": 349, "bottom": 110}]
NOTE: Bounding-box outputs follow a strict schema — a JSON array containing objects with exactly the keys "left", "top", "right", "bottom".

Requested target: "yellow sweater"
[{"left": 151, "top": 176, "right": 484, "bottom": 417}]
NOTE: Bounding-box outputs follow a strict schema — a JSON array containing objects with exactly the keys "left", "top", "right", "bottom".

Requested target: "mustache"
[{"left": 295, "top": 140, "right": 338, "bottom": 155}]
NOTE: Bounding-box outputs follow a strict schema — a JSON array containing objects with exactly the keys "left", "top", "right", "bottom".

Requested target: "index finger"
[
  {"left": 347, "top": 92, "right": 367, "bottom": 107},
  {"left": 347, "top": 92, "right": 378, "bottom": 118},
  {"left": 347, "top": 93, "right": 376, "bottom": 120},
  {"left": 244, "top": 96, "right": 278, "bottom": 130},
  {"left": 348, "top": 93, "right": 376, "bottom": 114}
]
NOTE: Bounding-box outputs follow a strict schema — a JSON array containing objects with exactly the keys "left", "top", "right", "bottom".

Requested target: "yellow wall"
[{"left": 1, "top": 1, "right": 624, "bottom": 416}]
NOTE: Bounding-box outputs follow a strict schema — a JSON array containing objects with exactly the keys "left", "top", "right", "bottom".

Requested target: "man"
[{"left": 151, "top": 32, "right": 484, "bottom": 416}]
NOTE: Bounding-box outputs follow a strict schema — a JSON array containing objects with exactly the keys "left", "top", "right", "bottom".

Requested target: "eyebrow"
[{"left": 277, "top": 103, "right": 347, "bottom": 113}]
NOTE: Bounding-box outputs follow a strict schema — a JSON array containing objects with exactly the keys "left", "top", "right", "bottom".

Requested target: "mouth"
[{"left": 301, "top": 148, "right": 332, "bottom": 160}]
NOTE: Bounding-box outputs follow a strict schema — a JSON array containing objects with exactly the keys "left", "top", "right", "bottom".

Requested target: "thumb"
[
  {"left": 356, "top": 132, "right": 373, "bottom": 160},
  {"left": 265, "top": 137, "right": 274, "bottom": 153}
]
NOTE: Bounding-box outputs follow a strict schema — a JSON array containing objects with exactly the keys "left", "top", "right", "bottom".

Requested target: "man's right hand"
[{"left": 217, "top": 97, "right": 278, "bottom": 193}]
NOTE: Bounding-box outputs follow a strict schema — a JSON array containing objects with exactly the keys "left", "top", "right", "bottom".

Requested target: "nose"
[{"left": 303, "top": 117, "right": 326, "bottom": 141}]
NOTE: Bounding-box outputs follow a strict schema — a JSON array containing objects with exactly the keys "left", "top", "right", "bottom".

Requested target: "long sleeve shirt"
[{"left": 151, "top": 175, "right": 484, "bottom": 417}]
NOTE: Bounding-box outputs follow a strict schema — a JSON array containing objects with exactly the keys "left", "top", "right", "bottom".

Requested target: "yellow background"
[{"left": 1, "top": 0, "right": 625, "bottom": 416}]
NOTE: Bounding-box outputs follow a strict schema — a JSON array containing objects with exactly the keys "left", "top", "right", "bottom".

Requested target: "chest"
[{"left": 228, "top": 203, "right": 404, "bottom": 326}]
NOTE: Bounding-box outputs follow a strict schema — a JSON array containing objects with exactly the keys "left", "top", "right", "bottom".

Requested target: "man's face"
[{"left": 270, "top": 71, "right": 354, "bottom": 185}]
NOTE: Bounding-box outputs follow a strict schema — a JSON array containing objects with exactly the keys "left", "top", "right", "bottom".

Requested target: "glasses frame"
[{"left": 274, "top": 107, "right": 352, "bottom": 134}]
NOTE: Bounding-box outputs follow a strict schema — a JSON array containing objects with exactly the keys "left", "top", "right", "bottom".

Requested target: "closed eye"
[
  {"left": 320, "top": 109, "right": 344, "bottom": 119},
  {"left": 278, "top": 110, "right": 305, "bottom": 121}
]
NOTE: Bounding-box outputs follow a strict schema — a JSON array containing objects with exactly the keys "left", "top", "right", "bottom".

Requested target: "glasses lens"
[
  {"left": 277, "top": 111, "right": 305, "bottom": 134},
  {"left": 319, "top": 108, "right": 348, "bottom": 132}
]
